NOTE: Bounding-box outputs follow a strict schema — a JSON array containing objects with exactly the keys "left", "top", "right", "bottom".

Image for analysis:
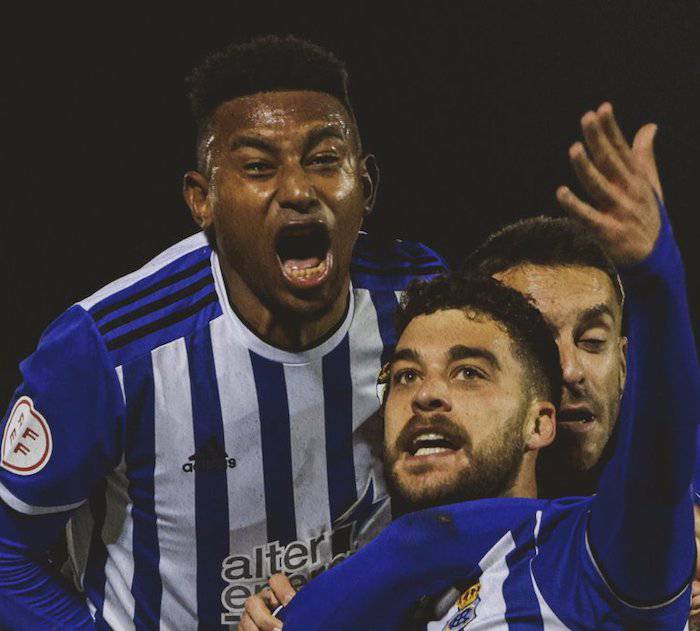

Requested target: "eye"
[
  {"left": 243, "top": 161, "right": 275, "bottom": 177},
  {"left": 307, "top": 153, "right": 341, "bottom": 169},
  {"left": 578, "top": 338, "right": 607, "bottom": 353},
  {"left": 392, "top": 368, "right": 420, "bottom": 386},
  {"left": 453, "top": 366, "right": 486, "bottom": 381}
]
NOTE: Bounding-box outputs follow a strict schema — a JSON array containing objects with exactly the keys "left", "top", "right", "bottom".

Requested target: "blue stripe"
[
  {"left": 185, "top": 326, "right": 231, "bottom": 630},
  {"left": 82, "top": 479, "right": 108, "bottom": 622},
  {"left": 89, "top": 246, "right": 211, "bottom": 319},
  {"left": 123, "top": 354, "right": 162, "bottom": 628},
  {"left": 250, "top": 352, "right": 297, "bottom": 545},
  {"left": 369, "top": 290, "right": 400, "bottom": 366},
  {"left": 502, "top": 519, "right": 544, "bottom": 629},
  {"left": 323, "top": 335, "right": 357, "bottom": 525}
]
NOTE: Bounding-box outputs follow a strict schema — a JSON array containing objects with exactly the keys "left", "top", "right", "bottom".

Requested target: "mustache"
[{"left": 393, "top": 414, "right": 472, "bottom": 455}]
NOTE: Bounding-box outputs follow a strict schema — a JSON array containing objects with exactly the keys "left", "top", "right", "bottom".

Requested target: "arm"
[
  {"left": 557, "top": 104, "right": 698, "bottom": 604},
  {"left": 0, "top": 306, "right": 123, "bottom": 629},
  {"left": 280, "top": 498, "right": 536, "bottom": 630}
]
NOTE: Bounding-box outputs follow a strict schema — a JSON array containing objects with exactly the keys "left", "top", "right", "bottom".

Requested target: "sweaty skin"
[
  {"left": 184, "top": 90, "right": 374, "bottom": 351},
  {"left": 495, "top": 264, "right": 626, "bottom": 485},
  {"left": 383, "top": 309, "right": 555, "bottom": 509}
]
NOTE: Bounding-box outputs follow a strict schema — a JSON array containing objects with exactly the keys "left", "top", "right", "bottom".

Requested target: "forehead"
[
  {"left": 397, "top": 309, "right": 516, "bottom": 364},
  {"left": 494, "top": 264, "right": 620, "bottom": 329},
  {"left": 212, "top": 90, "right": 354, "bottom": 142}
]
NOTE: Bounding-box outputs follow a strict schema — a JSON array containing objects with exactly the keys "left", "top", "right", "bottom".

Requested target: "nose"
[
  {"left": 412, "top": 375, "right": 452, "bottom": 414},
  {"left": 276, "top": 163, "right": 320, "bottom": 215},
  {"left": 559, "top": 341, "right": 585, "bottom": 388}
]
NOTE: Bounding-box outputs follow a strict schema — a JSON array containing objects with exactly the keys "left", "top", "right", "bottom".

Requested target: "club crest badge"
[
  {"left": 1, "top": 396, "right": 53, "bottom": 475},
  {"left": 444, "top": 581, "right": 481, "bottom": 630}
]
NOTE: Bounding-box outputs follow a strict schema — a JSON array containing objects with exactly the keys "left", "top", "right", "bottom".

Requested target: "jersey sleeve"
[
  {"left": 280, "top": 498, "right": 537, "bottom": 630},
  {"left": 0, "top": 305, "right": 124, "bottom": 514},
  {"left": 587, "top": 197, "right": 698, "bottom": 607}
]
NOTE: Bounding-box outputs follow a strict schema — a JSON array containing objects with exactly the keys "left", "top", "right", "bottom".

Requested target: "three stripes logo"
[{"left": 182, "top": 437, "right": 237, "bottom": 473}]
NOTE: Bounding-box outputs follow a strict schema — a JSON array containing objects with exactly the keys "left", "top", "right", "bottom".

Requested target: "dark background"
[{"left": 3, "top": 1, "right": 699, "bottom": 401}]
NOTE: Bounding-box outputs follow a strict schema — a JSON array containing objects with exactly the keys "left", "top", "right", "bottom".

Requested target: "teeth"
[
  {"left": 415, "top": 433, "right": 446, "bottom": 443},
  {"left": 414, "top": 447, "right": 450, "bottom": 456},
  {"left": 287, "top": 259, "right": 327, "bottom": 279}
]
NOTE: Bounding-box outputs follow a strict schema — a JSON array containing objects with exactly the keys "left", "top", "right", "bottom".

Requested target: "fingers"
[
  {"left": 568, "top": 142, "right": 616, "bottom": 207},
  {"left": 556, "top": 186, "right": 609, "bottom": 232},
  {"left": 240, "top": 588, "right": 283, "bottom": 631},
  {"left": 632, "top": 123, "right": 663, "bottom": 201},
  {"left": 596, "top": 103, "right": 635, "bottom": 170},
  {"left": 580, "top": 108, "right": 627, "bottom": 180},
  {"left": 269, "top": 572, "right": 297, "bottom": 607}
]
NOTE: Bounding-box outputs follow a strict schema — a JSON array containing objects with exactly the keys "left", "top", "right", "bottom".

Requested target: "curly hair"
[{"left": 394, "top": 273, "right": 562, "bottom": 408}]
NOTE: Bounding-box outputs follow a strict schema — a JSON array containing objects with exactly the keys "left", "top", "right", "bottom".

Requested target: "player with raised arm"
[
  {"left": 264, "top": 115, "right": 698, "bottom": 625},
  {"left": 277, "top": 224, "right": 696, "bottom": 627},
  {"left": 0, "top": 36, "right": 447, "bottom": 629}
]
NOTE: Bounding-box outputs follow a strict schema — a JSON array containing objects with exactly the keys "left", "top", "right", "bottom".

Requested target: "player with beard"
[
  {"left": 465, "top": 103, "right": 676, "bottom": 499},
  {"left": 0, "top": 36, "right": 447, "bottom": 629},
  {"left": 273, "top": 260, "right": 697, "bottom": 629}
]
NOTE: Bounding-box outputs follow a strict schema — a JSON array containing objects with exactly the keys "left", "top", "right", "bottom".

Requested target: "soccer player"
[
  {"left": 465, "top": 103, "right": 666, "bottom": 498},
  {"left": 0, "top": 36, "right": 447, "bottom": 629},
  {"left": 276, "top": 222, "right": 697, "bottom": 628}
]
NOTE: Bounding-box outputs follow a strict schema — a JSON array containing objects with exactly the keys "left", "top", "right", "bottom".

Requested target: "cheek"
[{"left": 582, "top": 352, "right": 621, "bottom": 391}]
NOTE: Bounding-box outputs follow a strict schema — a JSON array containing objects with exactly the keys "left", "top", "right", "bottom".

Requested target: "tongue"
[{"left": 283, "top": 256, "right": 322, "bottom": 273}]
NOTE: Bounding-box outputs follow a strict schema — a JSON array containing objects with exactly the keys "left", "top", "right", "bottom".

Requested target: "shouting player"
[{"left": 0, "top": 36, "right": 446, "bottom": 629}]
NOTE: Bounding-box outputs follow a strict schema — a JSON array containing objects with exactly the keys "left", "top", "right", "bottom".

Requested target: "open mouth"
[
  {"left": 406, "top": 431, "right": 461, "bottom": 458},
  {"left": 275, "top": 222, "right": 332, "bottom": 288},
  {"left": 558, "top": 407, "right": 596, "bottom": 431}
]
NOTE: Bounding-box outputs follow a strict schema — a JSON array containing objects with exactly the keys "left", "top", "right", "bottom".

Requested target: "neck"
[
  {"left": 503, "top": 451, "right": 539, "bottom": 499},
  {"left": 220, "top": 266, "right": 350, "bottom": 351}
]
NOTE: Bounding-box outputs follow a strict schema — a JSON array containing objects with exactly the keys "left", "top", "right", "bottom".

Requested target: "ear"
[
  {"left": 524, "top": 399, "right": 556, "bottom": 451},
  {"left": 618, "top": 336, "right": 628, "bottom": 398},
  {"left": 360, "top": 154, "right": 380, "bottom": 217},
  {"left": 183, "top": 170, "right": 213, "bottom": 229}
]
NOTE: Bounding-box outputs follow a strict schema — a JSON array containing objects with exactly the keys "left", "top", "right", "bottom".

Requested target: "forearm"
[
  {"left": 0, "top": 503, "right": 96, "bottom": 630},
  {"left": 590, "top": 200, "right": 698, "bottom": 604}
]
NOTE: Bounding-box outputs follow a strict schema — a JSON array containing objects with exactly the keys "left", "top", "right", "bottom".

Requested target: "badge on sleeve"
[{"left": 1, "top": 396, "right": 53, "bottom": 475}]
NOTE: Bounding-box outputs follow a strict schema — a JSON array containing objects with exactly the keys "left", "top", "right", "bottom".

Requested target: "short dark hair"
[
  {"left": 394, "top": 273, "right": 562, "bottom": 408},
  {"left": 186, "top": 35, "right": 359, "bottom": 172},
  {"left": 463, "top": 216, "right": 624, "bottom": 306}
]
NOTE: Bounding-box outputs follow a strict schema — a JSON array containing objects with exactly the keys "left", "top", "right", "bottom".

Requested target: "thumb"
[{"left": 632, "top": 123, "right": 664, "bottom": 202}]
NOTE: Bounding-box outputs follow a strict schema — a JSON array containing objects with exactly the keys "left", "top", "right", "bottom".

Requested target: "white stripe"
[
  {"left": 427, "top": 531, "right": 515, "bottom": 630},
  {"left": 65, "top": 500, "right": 95, "bottom": 591},
  {"left": 349, "top": 289, "right": 388, "bottom": 501},
  {"left": 476, "top": 531, "right": 515, "bottom": 624},
  {"left": 210, "top": 315, "right": 267, "bottom": 553},
  {"left": 285, "top": 362, "right": 331, "bottom": 540},
  {"left": 115, "top": 366, "right": 126, "bottom": 404},
  {"left": 584, "top": 527, "right": 691, "bottom": 610},
  {"left": 0, "top": 480, "right": 84, "bottom": 514},
  {"left": 101, "top": 460, "right": 136, "bottom": 630},
  {"left": 78, "top": 233, "right": 208, "bottom": 310},
  {"left": 151, "top": 338, "right": 198, "bottom": 629}
]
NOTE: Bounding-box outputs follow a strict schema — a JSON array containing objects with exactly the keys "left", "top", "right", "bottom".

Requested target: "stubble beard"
[{"left": 384, "top": 410, "right": 527, "bottom": 515}]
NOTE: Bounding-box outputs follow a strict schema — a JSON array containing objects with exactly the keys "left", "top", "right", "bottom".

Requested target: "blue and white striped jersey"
[{"left": 0, "top": 230, "right": 447, "bottom": 629}]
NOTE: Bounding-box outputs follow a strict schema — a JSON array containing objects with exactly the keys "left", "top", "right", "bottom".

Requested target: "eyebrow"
[
  {"left": 448, "top": 345, "right": 501, "bottom": 371},
  {"left": 229, "top": 135, "right": 279, "bottom": 155},
  {"left": 391, "top": 345, "right": 501, "bottom": 370},
  {"left": 578, "top": 303, "right": 616, "bottom": 326},
  {"left": 302, "top": 125, "right": 348, "bottom": 155}
]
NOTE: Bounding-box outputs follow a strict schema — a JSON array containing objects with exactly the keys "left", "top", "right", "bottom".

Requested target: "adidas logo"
[{"left": 182, "top": 437, "right": 237, "bottom": 473}]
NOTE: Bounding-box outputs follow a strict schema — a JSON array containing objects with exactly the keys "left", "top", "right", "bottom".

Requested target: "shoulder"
[
  {"left": 76, "top": 232, "right": 223, "bottom": 367},
  {"left": 351, "top": 232, "right": 449, "bottom": 292}
]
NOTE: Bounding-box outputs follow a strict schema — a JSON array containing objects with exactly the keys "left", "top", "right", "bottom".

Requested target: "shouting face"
[
  {"left": 495, "top": 264, "right": 627, "bottom": 477},
  {"left": 383, "top": 309, "right": 545, "bottom": 512},
  {"left": 185, "top": 90, "right": 373, "bottom": 345}
]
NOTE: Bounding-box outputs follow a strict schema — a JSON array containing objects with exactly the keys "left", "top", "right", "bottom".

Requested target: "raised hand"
[{"left": 556, "top": 102, "right": 663, "bottom": 266}]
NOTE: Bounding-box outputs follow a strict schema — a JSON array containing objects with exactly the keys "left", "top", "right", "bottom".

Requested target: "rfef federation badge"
[
  {"left": 444, "top": 581, "right": 481, "bottom": 630},
  {"left": 1, "top": 396, "right": 53, "bottom": 475}
]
